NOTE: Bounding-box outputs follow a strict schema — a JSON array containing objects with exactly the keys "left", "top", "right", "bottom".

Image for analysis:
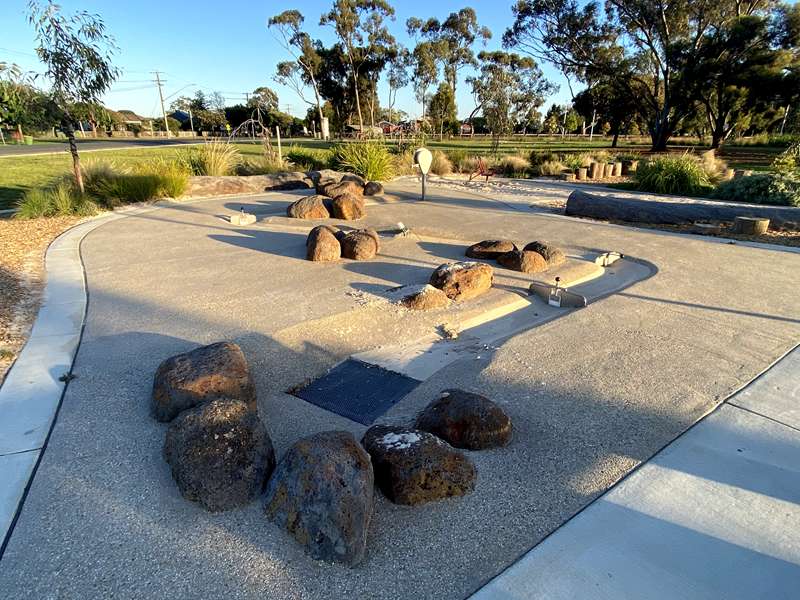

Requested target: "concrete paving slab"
[
  {"left": 27, "top": 300, "right": 84, "bottom": 339},
  {"left": 0, "top": 333, "right": 77, "bottom": 455},
  {"left": 470, "top": 350, "right": 800, "bottom": 600},
  {"left": 0, "top": 451, "right": 38, "bottom": 548},
  {"left": 730, "top": 346, "right": 800, "bottom": 429}
]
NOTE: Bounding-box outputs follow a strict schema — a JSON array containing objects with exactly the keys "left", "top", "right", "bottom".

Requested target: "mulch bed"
[{"left": 0, "top": 215, "right": 85, "bottom": 382}]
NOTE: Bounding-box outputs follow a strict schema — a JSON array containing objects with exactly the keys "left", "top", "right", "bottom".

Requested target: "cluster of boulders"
[
  {"left": 396, "top": 260, "right": 495, "bottom": 311},
  {"left": 466, "top": 239, "right": 566, "bottom": 274},
  {"left": 152, "top": 342, "right": 511, "bottom": 567},
  {"left": 306, "top": 224, "right": 380, "bottom": 262},
  {"left": 286, "top": 171, "right": 383, "bottom": 222}
]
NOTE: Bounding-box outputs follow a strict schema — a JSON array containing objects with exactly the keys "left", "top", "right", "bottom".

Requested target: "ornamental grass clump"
[
  {"left": 16, "top": 179, "right": 98, "bottom": 218},
  {"left": 179, "top": 140, "right": 240, "bottom": 176},
  {"left": 429, "top": 150, "right": 453, "bottom": 175},
  {"left": 496, "top": 154, "right": 530, "bottom": 177},
  {"left": 634, "top": 154, "right": 713, "bottom": 196},
  {"left": 333, "top": 141, "right": 394, "bottom": 181}
]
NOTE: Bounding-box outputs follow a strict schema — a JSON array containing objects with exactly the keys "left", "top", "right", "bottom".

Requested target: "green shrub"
[
  {"left": 561, "top": 153, "right": 592, "bottom": 172},
  {"left": 179, "top": 140, "right": 240, "bottom": 176},
  {"left": 713, "top": 143, "right": 800, "bottom": 206},
  {"left": 333, "top": 142, "right": 394, "bottom": 181},
  {"left": 529, "top": 150, "right": 559, "bottom": 168},
  {"left": 136, "top": 158, "right": 189, "bottom": 198},
  {"left": 538, "top": 160, "right": 567, "bottom": 176},
  {"left": 82, "top": 158, "right": 188, "bottom": 206},
  {"left": 444, "top": 148, "right": 469, "bottom": 171},
  {"left": 286, "top": 145, "right": 333, "bottom": 171},
  {"left": 16, "top": 179, "right": 98, "bottom": 218},
  {"left": 429, "top": 150, "right": 453, "bottom": 175},
  {"left": 634, "top": 155, "right": 713, "bottom": 195},
  {"left": 496, "top": 155, "right": 530, "bottom": 177}
]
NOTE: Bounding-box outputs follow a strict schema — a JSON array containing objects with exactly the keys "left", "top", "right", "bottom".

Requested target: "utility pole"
[
  {"left": 188, "top": 107, "right": 195, "bottom": 136},
  {"left": 153, "top": 71, "right": 171, "bottom": 138}
]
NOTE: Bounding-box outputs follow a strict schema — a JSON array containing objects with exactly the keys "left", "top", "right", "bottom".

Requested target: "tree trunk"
[
  {"left": 611, "top": 127, "right": 620, "bottom": 148},
  {"left": 650, "top": 125, "right": 671, "bottom": 152},
  {"left": 65, "top": 124, "right": 84, "bottom": 194}
]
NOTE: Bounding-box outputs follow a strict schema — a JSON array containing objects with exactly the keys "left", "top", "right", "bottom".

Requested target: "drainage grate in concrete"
[{"left": 292, "top": 359, "right": 422, "bottom": 425}]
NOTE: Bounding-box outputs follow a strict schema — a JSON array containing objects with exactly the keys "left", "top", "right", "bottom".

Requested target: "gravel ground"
[
  {"left": 2, "top": 185, "right": 799, "bottom": 599},
  {"left": 0, "top": 215, "right": 84, "bottom": 382}
]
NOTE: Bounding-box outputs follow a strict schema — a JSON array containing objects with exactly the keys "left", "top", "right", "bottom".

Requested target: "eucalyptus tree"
[
  {"left": 320, "top": 0, "right": 396, "bottom": 131},
  {"left": 28, "top": 0, "right": 119, "bottom": 192},
  {"left": 385, "top": 47, "right": 410, "bottom": 125},
  {"left": 407, "top": 8, "right": 491, "bottom": 95},
  {"left": 504, "top": 0, "right": 789, "bottom": 150},
  {"left": 468, "top": 51, "right": 554, "bottom": 149},
  {"left": 269, "top": 10, "right": 327, "bottom": 137}
]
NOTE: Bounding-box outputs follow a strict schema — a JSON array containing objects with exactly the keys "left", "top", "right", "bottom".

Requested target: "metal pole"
[
  {"left": 421, "top": 173, "right": 426, "bottom": 200},
  {"left": 275, "top": 126, "right": 282, "bottom": 162},
  {"left": 188, "top": 107, "right": 194, "bottom": 135},
  {"left": 153, "top": 71, "right": 171, "bottom": 138}
]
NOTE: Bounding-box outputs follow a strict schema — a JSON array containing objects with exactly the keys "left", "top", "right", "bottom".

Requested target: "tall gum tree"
[
  {"left": 504, "top": 0, "right": 788, "bottom": 151},
  {"left": 320, "top": 0, "right": 395, "bottom": 131},
  {"left": 269, "top": 10, "right": 328, "bottom": 139}
]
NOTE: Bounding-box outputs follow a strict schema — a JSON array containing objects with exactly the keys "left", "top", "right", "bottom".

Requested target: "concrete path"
[
  {"left": 1, "top": 184, "right": 798, "bottom": 599},
  {"left": 471, "top": 344, "right": 800, "bottom": 599}
]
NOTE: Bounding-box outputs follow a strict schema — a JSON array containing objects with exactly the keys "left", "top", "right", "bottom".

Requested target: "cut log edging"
[{"left": 565, "top": 189, "right": 800, "bottom": 229}]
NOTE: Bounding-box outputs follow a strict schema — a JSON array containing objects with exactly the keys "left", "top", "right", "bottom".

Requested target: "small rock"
[
  {"left": 322, "top": 179, "right": 364, "bottom": 199},
  {"left": 264, "top": 431, "right": 374, "bottom": 566},
  {"left": 331, "top": 193, "right": 366, "bottom": 220},
  {"left": 315, "top": 178, "right": 338, "bottom": 195},
  {"left": 497, "top": 250, "right": 548, "bottom": 273},
  {"left": 522, "top": 241, "right": 566, "bottom": 266},
  {"left": 341, "top": 173, "right": 366, "bottom": 187},
  {"left": 152, "top": 342, "right": 256, "bottom": 422},
  {"left": 416, "top": 389, "right": 512, "bottom": 450},
  {"left": 287, "top": 195, "right": 331, "bottom": 219},
  {"left": 229, "top": 211, "right": 256, "bottom": 226},
  {"left": 306, "top": 226, "right": 341, "bottom": 262},
  {"left": 341, "top": 229, "right": 379, "bottom": 260},
  {"left": 163, "top": 398, "right": 275, "bottom": 512},
  {"left": 363, "top": 181, "right": 384, "bottom": 196},
  {"left": 361, "top": 425, "right": 476, "bottom": 506},
  {"left": 400, "top": 284, "right": 450, "bottom": 310},
  {"left": 465, "top": 239, "right": 517, "bottom": 259},
  {"left": 429, "top": 261, "right": 493, "bottom": 301}
]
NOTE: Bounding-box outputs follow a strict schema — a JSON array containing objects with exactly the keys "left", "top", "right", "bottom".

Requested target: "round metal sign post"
[{"left": 414, "top": 147, "right": 433, "bottom": 200}]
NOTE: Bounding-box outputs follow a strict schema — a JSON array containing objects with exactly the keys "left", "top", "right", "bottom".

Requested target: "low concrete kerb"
[{"left": 0, "top": 206, "right": 150, "bottom": 555}]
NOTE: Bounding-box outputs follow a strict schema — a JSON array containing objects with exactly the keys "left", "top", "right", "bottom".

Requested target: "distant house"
[
  {"left": 117, "top": 109, "right": 146, "bottom": 126},
  {"left": 345, "top": 123, "right": 384, "bottom": 137},
  {"left": 169, "top": 110, "right": 191, "bottom": 125},
  {"left": 460, "top": 122, "right": 474, "bottom": 136}
]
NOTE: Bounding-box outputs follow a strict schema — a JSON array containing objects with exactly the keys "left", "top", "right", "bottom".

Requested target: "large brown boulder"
[
  {"left": 306, "top": 226, "right": 341, "bottom": 262},
  {"left": 331, "top": 193, "right": 366, "bottom": 220},
  {"left": 429, "top": 261, "right": 493, "bottom": 301},
  {"left": 363, "top": 181, "right": 384, "bottom": 196},
  {"left": 416, "top": 389, "right": 513, "bottom": 450},
  {"left": 400, "top": 284, "right": 451, "bottom": 310},
  {"left": 497, "top": 249, "right": 548, "bottom": 273},
  {"left": 151, "top": 342, "right": 256, "bottom": 422},
  {"left": 522, "top": 241, "right": 566, "bottom": 267},
  {"left": 163, "top": 398, "right": 275, "bottom": 512},
  {"left": 465, "top": 239, "right": 517, "bottom": 260},
  {"left": 340, "top": 229, "right": 379, "bottom": 260},
  {"left": 320, "top": 179, "right": 363, "bottom": 199},
  {"left": 362, "top": 425, "right": 476, "bottom": 506},
  {"left": 264, "top": 431, "right": 374, "bottom": 566},
  {"left": 286, "top": 195, "right": 331, "bottom": 219}
]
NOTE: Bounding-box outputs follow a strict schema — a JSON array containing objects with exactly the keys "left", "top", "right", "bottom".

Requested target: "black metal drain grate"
[{"left": 292, "top": 359, "right": 422, "bottom": 425}]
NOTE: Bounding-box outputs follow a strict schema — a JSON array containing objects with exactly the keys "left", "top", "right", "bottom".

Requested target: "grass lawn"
[{"left": 0, "top": 136, "right": 783, "bottom": 210}]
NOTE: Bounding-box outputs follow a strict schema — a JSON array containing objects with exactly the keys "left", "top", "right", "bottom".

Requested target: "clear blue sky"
[{"left": 0, "top": 0, "right": 576, "bottom": 119}]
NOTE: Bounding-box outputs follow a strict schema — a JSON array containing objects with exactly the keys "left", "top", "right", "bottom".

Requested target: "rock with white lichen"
[{"left": 361, "top": 424, "right": 476, "bottom": 505}]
